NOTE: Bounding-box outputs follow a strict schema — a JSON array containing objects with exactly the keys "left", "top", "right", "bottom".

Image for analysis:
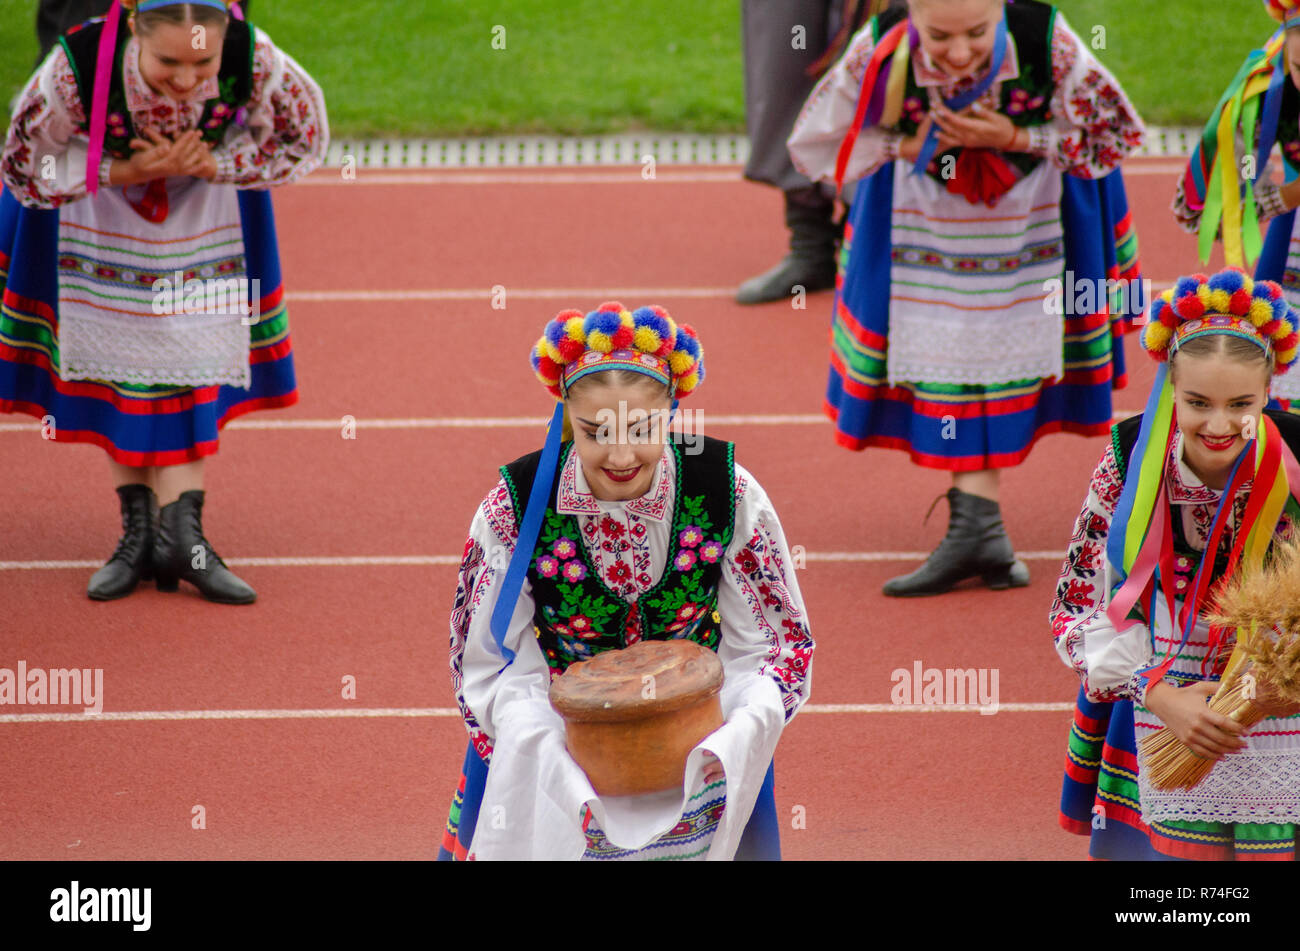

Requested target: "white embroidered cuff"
[{"left": 1026, "top": 124, "right": 1054, "bottom": 158}]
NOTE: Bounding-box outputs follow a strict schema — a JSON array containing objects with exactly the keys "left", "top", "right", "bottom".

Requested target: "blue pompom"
[
  {"left": 1272, "top": 297, "right": 1291, "bottom": 322},
  {"left": 1207, "top": 269, "right": 1245, "bottom": 295},
  {"left": 545, "top": 319, "right": 567, "bottom": 347},
  {"left": 632, "top": 307, "right": 672, "bottom": 340},
  {"left": 529, "top": 347, "right": 541, "bottom": 371},
  {"left": 584, "top": 309, "right": 622, "bottom": 337},
  {"left": 675, "top": 332, "right": 701, "bottom": 360},
  {"left": 1173, "top": 276, "right": 1202, "bottom": 299}
]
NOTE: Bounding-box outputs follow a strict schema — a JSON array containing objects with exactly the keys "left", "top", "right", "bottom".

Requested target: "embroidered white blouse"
[
  {"left": 448, "top": 444, "right": 814, "bottom": 859},
  {"left": 787, "top": 11, "right": 1144, "bottom": 187},
  {"left": 1, "top": 25, "right": 328, "bottom": 209}
]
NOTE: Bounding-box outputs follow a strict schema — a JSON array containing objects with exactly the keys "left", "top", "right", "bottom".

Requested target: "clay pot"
[{"left": 549, "top": 639, "right": 724, "bottom": 797}]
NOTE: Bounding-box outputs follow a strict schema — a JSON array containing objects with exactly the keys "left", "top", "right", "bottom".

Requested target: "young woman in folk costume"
[
  {"left": 1053, "top": 267, "right": 1300, "bottom": 860},
  {"left": 0, "top": 0, "right": 327, "bottom": 604},
  {"left": 787, "top": 0, "right": 1145, "bottom": 597},
  {"left": 438, "top": 304, "right": 813, "bottom": 860},
  {"left": 1174, "top": 0, "right": 1300, "bottom": 412}
]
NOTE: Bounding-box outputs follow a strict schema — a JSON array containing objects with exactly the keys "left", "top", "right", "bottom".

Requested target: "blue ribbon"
[
  {"left": 1106, "top": 364, "right": 1170, "bottom": 589},
  {"left": 488, "top": 401, "right": 566, "bottom": 668},
  {"left": 1254, "top": 29, "right": 1288, "bottom": 184},
  {"left": 912, "top": 14, "right": 1008, "bottom": 176}
]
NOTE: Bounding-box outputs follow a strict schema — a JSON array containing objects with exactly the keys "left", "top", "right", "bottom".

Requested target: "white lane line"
[
  {"left": 0, "top": 411, "right": 1141, "bottom": 433},
  {"left": 293, "top": 161, "right": 1190, "bottom": 186},
  {"left": 299, "top": 170, "right": 745, "bottom": 186},
  {"left": 0, "top": 702, "right": 1072, "bottom": 724},
  {"left": 284, "top": 287, "right": 736, "bottom": 301},
  {"left": 285, "top": 286, "right": 1171, "bottom": 303},
  {"left": 0, "top": 551, "right": 1068, "bottom": 571}
]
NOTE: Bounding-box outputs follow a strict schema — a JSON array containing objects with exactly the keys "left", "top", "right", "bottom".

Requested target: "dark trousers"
[{"left": 741, "top": 0, "right": 842, "bottom": 192}]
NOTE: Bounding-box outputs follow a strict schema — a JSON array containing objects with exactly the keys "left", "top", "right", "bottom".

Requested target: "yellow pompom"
[
  {"left": 618, "top": 309, "right": 635, "bottom": 330},
  {"left": 1159, "top": 288, "right": 1175, "bottom": 306},
  {"left": 1205, "top": 288, "right": 1231, "bottom": 315},
  {"left": 564, "top": 316, "right": 586, "bottom": 341},
  {"left": 1278, "top": 346, "right": 1299, "bottom": 367},
  {"left": 541, "top": 339, "right": 563, "bottom": 364},
  {"left": 587, "top": 331, "right": 614, "bottom": 353},
  {"left": 1239, "top": 276, "right": 1254, "bottom": 298},
  {"left": 1248, "top": 298, "right": 1274, "bottom": 327},
  {"left": 633, "top": 326, "right": 662, "bottom": 353},
  {"left": 676, "top": 371, "right": 700, "bottom": 395},
  {"left": 669, "top": 350, "right": 697, "bottom": 375},
  {"left": 1143, "top": 321, "right": 1173, "bottom": 353}
]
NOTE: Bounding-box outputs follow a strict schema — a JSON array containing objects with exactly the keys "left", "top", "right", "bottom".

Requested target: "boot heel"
[
  {"left": 155, "top": 572, "right": 178, "bottom": 592},
  {"left": 983, "top": 560, "right": 1030, "bottom": 590}
]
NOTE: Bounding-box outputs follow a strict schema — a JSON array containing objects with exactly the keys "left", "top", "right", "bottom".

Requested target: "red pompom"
[
  {"left": 536, "top": 354, "right": 560, "bottom": 379},
  {"left": 597, "top": 300, "right": 624, "bottom": 313},
  {"left": 1158, "top": 306, "right": 1179, "bottom": 329},
  {"left": 1174, "top": 294, "right": 1205, "bottom": 319},
  {"left": 554, "top": 308, "right": 584, "bottom": 322},
  {"left": 1265, "top": 281, "right": 1284, "bottom": 300},
  {"left": 1229, "top": 288, "right": 1252, "bottom": 315},
  {"left": 1278, "top": 331, "right": 1300, "bottom": 352},
  {"left": 610, "top": 325, "right": 634, "bottom": 349},
  {"left": 557, "top": 337, "right": 586, "bottom": 362},
  {"left": 1260, "top": 319, "right": 1282, "bottom": 338}
]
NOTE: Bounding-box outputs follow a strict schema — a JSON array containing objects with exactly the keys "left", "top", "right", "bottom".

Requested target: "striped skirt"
[
  {"left": 0, "top": 184, "right": 297, "bottom": 466},
  {"left": 1060, "top": 685, "right": 1298, "bottom": 861},
  {"left": 825, "top": 161, "right": 1141, "bottom": 471}
]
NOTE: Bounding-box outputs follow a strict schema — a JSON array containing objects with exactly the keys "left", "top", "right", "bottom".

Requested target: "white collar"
[
  {"left": 1167, "top": 429, "right": 1244, "bottom": 504},
  {"left": 556, "top": 445, "right": 675, "bottom": 522}
]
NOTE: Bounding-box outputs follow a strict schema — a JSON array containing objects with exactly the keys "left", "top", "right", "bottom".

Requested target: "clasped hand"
[
  {"left": 125, "top": 128, "right": 217, "bottom": 183},
  {"left": 901, "top": 103, "right": 1020, "bottom": 161}
]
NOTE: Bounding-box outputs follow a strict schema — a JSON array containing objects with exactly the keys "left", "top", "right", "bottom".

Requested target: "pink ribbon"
[{"left": 85, "top": 0, "right": 123, "bottom": 196}]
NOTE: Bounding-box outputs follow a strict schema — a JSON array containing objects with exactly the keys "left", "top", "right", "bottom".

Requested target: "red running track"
[{"left": 0, "top": 157, "right": 1227, "bottom": 859}]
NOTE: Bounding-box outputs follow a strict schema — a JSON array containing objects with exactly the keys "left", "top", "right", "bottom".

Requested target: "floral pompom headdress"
[
  {"left": 529, "top": 302, "right": 704, "bottom": 401},
  {"left": 1141, "top": 268, "right": 1299, "bottom": 374}
]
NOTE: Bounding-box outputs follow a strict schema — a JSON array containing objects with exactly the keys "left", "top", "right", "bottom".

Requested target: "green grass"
[{"left": 0, "top": 0, "right": 1284, "bottom": 137}]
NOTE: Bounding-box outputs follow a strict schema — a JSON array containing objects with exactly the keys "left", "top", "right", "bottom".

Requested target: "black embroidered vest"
[
  {"left": 502, "top": 436, "right": 736, "bottom": 676},
  {"left": 874, "top": 0, "right": 1056, "bottom": 187},
  {"left": 60, "top": 14, "right": 255, "bottom": 160}
]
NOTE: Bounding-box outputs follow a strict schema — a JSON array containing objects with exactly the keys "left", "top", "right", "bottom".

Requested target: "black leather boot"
[
  {"left": 882, "top": 488, "right": 1031, "bottom": 597},
  {"left": 736, "top": 186, "right": 840, "bottom": 304},
  {"left": 87, "top": 484, "right": 158, "bottom": 601},
  {"left": 153, "top": 490, "right": 257, "bottom": 604}
]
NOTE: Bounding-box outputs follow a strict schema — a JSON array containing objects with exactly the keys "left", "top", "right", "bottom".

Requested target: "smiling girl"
[
  {"left": 0, "top": 0, "right": 327, "bottom": 604},
  {"left": 788, "top": 0, "right": 1145, "bottom": 597},
  {"left": 1052, "top": 267, "right": 1300, "bottom": 860},
  {"left": 438, "top": 303, "right": 813, "bottom": 860}
]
